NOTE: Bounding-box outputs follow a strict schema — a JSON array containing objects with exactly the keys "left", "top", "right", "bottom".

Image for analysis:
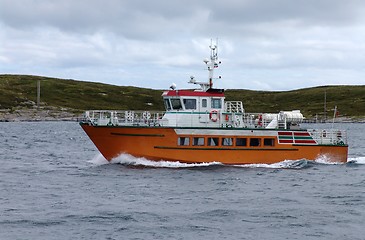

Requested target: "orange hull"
[{"left": 80, "top": 123, "right": 348, "bottom": 164}]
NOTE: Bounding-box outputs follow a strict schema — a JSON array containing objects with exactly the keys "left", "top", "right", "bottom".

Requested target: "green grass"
[
  {"left": 0, "top": 74, "right": 164, "bottom": 112},
  {"left": 1, "top": 74, "right": 364, "bottom": 118},
  {"left": 225, "top": 86, "right": 365, "bottom": 118}
]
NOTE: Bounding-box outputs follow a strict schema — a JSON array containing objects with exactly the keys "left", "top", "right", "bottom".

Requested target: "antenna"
[
  {"left": 331, "top": 105, "right": 337, "bottom": 130},
  {"left": 188, "top": 38, "right": 222, "bottom": 91}
]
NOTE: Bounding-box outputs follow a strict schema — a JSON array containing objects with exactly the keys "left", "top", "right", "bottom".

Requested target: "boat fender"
[
  {"left": 225, "top": 114, "right": 229, "bottom": 122},
  {"left": 258, "top": 114, "right": 263, "bottom": 127},
  {"left": 209, "top": 110, "right": 219, "bottom": 122}
]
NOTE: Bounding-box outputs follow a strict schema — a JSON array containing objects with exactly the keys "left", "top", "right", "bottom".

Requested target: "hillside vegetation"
[{"left": 1, "top": 74, "right": 365, "bottom": 119}]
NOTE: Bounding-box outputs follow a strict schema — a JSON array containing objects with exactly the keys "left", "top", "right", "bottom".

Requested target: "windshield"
[
  {"left": 164, "top": 99, "right": 171, "bottom": 110},
  {"left": 170, "top": 98, "right": 183, "bottom": 110}
]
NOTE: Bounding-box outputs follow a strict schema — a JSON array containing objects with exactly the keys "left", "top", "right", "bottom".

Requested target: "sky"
[{"left": 1, "top": 0, "right": 365, "bottom": 91}]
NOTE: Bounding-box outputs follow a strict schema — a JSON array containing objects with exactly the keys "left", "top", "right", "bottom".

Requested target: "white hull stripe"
[{"left": 174, "top": 128, "right": 278, "bottom": 136}]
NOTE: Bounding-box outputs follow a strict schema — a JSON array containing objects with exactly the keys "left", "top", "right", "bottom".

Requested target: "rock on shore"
[{"left": 0, "top": 107, "right": 81, "bottom": 122}]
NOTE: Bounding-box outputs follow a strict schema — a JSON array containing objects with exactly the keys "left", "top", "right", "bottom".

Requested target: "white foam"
[
  {"left": 87, "top": 153, "right": 109, "bottom": 165},
  {"left": 111, "top": 153, "right": 222, "bottom": 168},
  {"left": 347, "top": 156, "right": 365, "bottom": 164},
  {"left": 314, "top": 155, "right": 344, "bottom": 165},
  {"left": 89, "top": 152, "right": 365, "bottom": 168},
  {"left": 234, "top": 159, "right": 308, "bottom": 169}
]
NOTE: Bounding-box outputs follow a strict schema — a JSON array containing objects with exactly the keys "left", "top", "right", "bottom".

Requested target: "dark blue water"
[{"left": 1, "top": 122, "right": 365, "bottom": 240}]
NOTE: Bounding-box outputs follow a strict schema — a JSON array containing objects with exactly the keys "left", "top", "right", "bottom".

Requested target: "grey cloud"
[
  {"left": 2, "top": 0, "right": 365, "bottom": 39},
  {"left": 1, "top": 0, "right": 365, "bottom": 90},
  {"left": 210, "top": 0, "right": 365, "bottom": 25}
]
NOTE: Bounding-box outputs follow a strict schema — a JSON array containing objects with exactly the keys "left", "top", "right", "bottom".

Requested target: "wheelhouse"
[{"left": 162, "top": 89, "right": 225, "bottom": 112}]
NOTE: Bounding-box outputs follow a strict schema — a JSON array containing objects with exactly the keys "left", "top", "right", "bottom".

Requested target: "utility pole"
[
  {"left": 324, "top": 89, "right": 327, "bottom": 122},
  {"left": 37, "top": 80, "right": 40, "bottom": 108}
]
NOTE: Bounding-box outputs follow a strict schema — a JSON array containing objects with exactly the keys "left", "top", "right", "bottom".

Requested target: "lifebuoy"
[{"left": 209, "top": 110, "right": 219, "bottom": 122}]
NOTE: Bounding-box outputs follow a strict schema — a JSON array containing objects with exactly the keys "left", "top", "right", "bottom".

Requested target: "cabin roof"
[{"left": 162, "top": 88, "right": 224, "bottom": 97}]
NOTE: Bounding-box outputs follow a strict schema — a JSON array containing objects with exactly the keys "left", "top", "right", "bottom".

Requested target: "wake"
[
  {"left": 347, "top": 156, "right": 365, "bottom": 164},
  {"left": 88, "top": 153, "right": 365, "bottom": 169}
]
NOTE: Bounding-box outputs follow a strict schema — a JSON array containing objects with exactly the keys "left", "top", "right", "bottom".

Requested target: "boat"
[{"left": 80, "top": 41, "right": 348, "bottom": 164}]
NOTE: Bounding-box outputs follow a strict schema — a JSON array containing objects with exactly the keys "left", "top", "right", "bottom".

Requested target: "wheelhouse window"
[
  {"left": 236, "top": 138, "right": 247, "bottom": 146},
  {"left": 202, "top": 99, "right": 207, "bottom": 108},
  {"left": 183, "top": 99, "right": 197, "bottom": 110},
  {"left": 222, "top": 138, "right": 233, "bottom": 146},
  {"left": 211, "top": 98, "right": 222, "bottom": 109},
  {"left": 178, "top": 137, "right": 190, "bottom": 146},
  {"left": 207, "top": 137, "right": 219, "bottom": 146},
  {"left": 170, "top": 98, "right": 183, "bottom": 110},
  {"left": 250, "top": 138, "right": 261, "bottom": 147},
  {"left": 193, "top": 137, "right": 205, "bottom": 146},
  {"left": 164, "top": 99, "right": 171, "bottom": 110},
  {"left": 264, "top": 138, "right": 275, "bottom": 147}
]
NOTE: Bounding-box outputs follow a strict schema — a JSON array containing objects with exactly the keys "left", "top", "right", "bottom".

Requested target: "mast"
[
  {"left": 189, "top": 39, "right": 221, "bottom": 91},
  {"left": 207, "top": 39, "right": 219, "bottom": 89}
]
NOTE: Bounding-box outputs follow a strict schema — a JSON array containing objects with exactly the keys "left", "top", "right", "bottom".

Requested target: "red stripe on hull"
[
  {"left": 294, "top": 140, "right": 317, "bottom": 144},
  {"left": 294, "top": 132, "right": 311, "bottom": 136},
  {"left": 278, "top": 132, "right": 293, "bottom": 136}
]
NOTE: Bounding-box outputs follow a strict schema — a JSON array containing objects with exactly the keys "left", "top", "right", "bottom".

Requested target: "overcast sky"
[{"left": 1, "top": 0, "right": 365, "bottom": 91}]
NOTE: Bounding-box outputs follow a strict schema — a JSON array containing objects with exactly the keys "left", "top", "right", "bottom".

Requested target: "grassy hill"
[
  {"left": 1, "top": 74, "right": 364, "bottom": 119},
  {"left": 0, "top": 74, "right": 163, "bottom": 112}
]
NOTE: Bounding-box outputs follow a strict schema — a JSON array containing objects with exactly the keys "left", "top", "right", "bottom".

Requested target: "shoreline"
[{"left": 0, "top": 108, "right": 82, "bottom": 122}]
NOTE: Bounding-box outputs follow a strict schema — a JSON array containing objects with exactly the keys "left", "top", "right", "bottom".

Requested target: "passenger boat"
[{"left": 80, "top": 42, "right": 348, "bottom": 164}]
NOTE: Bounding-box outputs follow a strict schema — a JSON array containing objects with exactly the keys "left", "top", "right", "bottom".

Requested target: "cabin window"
[
  {"left": 236, "top": 138, "right": 247, "bottom": 146},
  {"left": 202, "top": 99, "right": 207, "bottom": 108},
  {"left": 250, "top": 138, "right": 261, "bottom": 147},
  {"left": 193, "top": 137, "right": 205, "bottom": 146},
  {"left": 164, "top": 99, "right": 171, "bottom": 110},
  {"left": 183, "top": 99, "right": 197, "bottom": 110},
  {"left": 178, "top": 137, "right": 190, "bottom": 146},
  {"left": 170, "top": 98, "right": 183, "bottom": 110},
  {"left": 264, "top": 138, "right": 275, "bottom": 147},
  {"left": 211, "top": 98, "right": 222, "bottom": 109},
  {"left": 207, "top": 137, "right": 219, "bottom": 146},
  {"left": 222, "top": 137, "right": 233, "bottom": 146}
]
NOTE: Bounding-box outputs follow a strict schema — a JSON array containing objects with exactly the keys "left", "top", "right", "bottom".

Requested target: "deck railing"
[
  {"left": 308, "top": 129, "right": 348, "bottom": 145},
  {"left": 225, "top": 101, "right": 244, "bottom": 113},
  {"left": 84, "top": 110, "right": 166, "bottom": 126}
]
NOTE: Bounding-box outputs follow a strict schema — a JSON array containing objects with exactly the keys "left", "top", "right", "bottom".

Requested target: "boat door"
[{"left": 199, "top": 98, "right": 209, "bottom": 123}]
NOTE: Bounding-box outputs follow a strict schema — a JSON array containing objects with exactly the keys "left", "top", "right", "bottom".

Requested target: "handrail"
[
  {"left": 83, "top": 110, "right": 166, "bottom": 126},
  {"left": 308, "top": 129, "right": 347, "bottom": 145}
]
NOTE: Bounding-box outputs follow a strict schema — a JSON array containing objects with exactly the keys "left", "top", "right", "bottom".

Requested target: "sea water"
[{"left": 0, "top": 122, "right": 364, "bottom": 240}]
